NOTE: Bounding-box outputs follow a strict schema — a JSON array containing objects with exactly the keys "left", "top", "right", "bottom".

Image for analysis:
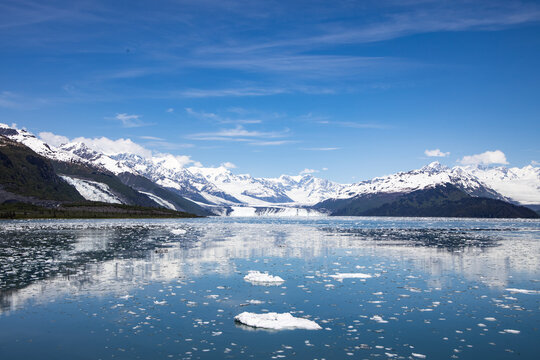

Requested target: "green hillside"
[
  {"left": 0, "top": 136, "right": 83, "bottom": 202},
  {"left": 317, "top": 184, "right": 539, "bottom": 219}
]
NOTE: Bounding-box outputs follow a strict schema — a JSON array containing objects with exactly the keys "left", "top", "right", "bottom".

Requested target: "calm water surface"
[{"left": 0, "top": 217, "right": 539, "bottom": 359}]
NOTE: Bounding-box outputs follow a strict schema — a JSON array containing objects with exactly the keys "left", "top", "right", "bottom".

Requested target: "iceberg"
[
  {"left": 330, "top": 273, "right": 372, "bottom": 281},
  {"left": 244, "top": 271, "right": 284, "bottom": 285},
  {"left": 234, "top": 312, "right": 321, "bottom": 330}
]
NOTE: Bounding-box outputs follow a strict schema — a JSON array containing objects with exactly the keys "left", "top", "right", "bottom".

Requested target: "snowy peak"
[
  {"left": 336, "top": 162, "right": 508, "bottom": 201},
  {"left": 420, "top": 161, "right": 449, "bottom": 173},
  {"left": 0, "top": 123, "right": 83, "bottom": 164}
]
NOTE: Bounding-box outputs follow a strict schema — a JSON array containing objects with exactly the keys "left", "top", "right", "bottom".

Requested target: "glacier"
[{"left": 60, "top": 176, "right": 122, "bottom": 204}]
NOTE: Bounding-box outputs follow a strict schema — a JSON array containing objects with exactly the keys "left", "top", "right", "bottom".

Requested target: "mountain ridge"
[{"left": 1, "top": 123, "right": 539, "bottom": 217}]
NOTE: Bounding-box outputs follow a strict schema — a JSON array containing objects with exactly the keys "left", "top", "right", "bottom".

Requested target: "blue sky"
[{"left": 1, "top": 0, "right": 539, "bottom": 182}]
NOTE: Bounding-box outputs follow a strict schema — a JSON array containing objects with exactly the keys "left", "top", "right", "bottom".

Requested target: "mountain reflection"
[{"left": 0, "top": 218, "right": 538, "bottom": 313}]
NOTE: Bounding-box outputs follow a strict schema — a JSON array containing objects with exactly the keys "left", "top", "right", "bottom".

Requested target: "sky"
[{"left": 1, "top": 0, "right": 539, "bottom": 182}]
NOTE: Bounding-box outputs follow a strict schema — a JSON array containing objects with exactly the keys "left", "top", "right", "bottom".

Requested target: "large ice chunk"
[
  {"left": 244, "top": 271, "right": 284, "bottom": 285},
  {"left": 234, "top": 312, "right": 321, "bottom": 330}
]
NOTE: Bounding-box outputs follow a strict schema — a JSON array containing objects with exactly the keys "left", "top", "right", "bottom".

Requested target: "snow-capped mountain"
[
  {"left": 59, "top": 142, "right": 134, "bottom": 175},
  {"left": 2, "top": 123, "right": 539, "bottom": 214},
  {"left": 268, "top": 174, "right": 344, "bottom": 204},
  {"left": 335, "top": 162, "right": 508, "bottom": 201}
]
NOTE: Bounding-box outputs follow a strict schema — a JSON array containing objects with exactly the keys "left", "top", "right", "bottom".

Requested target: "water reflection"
[{"left": 0, "top": 218, "right": 539, "bottom": 314}]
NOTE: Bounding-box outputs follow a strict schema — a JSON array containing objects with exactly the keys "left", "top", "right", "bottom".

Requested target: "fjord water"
[{"left": 0, "top": 218, "right": 538, "bottom": 359}]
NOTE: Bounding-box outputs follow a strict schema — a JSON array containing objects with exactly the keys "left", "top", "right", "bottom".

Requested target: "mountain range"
[{"left": 1, "top": 123, "right": 538, "bottom": 218}]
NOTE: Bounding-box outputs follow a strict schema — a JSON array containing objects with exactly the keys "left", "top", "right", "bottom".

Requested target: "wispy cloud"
[
  {"left": 185, "top": 107, "right": 219, "bottom": 119},
  {"left": 113, "top": 113, "right": 151, "bottom": 128},
  {"left": 301, "top": 147, "right": 341, "bottom": 151},
  {"left": 139, "top": 135, "right": 164, "bottom": 141},
  {"left": 318, "top": 120, "right": 389, "bottom": 129},
  {"left": 299, "top": 168, "right": 319, "bottom": 175},
  {"left": 187, "top": 126, "right": 289, "bottom": 142},
  {"left": 179, "top": 87, "right": 289, "bottom": 98},
  {"left": 249, "top": 140, "right": 296, "bottom": 146},
  {"left": 0, "top": 91, "right": 20, "bottom": 108}
]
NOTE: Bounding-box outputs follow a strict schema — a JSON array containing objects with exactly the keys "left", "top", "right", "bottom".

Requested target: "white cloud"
[
  {"left": 39, "top": 132, "right": 70, "bottom": 147},
  {"left": 425, "top": 149, "right": 450, "bottom": 157},
  {"left": 300, "top": 168, "right": 319, "bottom": 175},
  {"left": 531, "top": 160, "right": 539, "bottom": 166},
  {"left": 322, "top": 167, "right": 328, "bottom": 171},
  {"left": 221, "top": 161, "right": 236, "bottom": 169},
  {"left": 71, "top": 136, "right": 153, "bottom": 158},
  {"left": 114, "top": 113, "right": 149, "bottom": 128},
  {"left": 38, "top": 130, "right": 202, "bottom": 166},
  {"left": 458, "top": 150, "right": 508, "bottom": 166},
  {"left": 166, "top": 108, "right": 174, "bottom": 113}
]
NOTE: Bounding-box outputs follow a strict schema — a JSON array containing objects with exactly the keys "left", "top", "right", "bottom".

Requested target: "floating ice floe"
[
  {"left": 247, "top": 299, "right": 264, "bottom": 304},
  {"left": 234, "top": 312, "right": 321, "bottom": 330},
  {"left": 170, "top": 229, "right": 187, "bottom": 235},
  {"left": 330, "top": 273, "right": 372, "bottom": 281},
  {"left": 244, "top": 271, "right": 285, "bottom": 285},
  {"left": 370, "top": 315, "right": 388, "bottom": 324},
  {"left": 505, "top": 288, "right": 540, "bottom": 295},
  {"left": 412, "top": 353, "right": 427, "bottom": 359},
  {"left": 504, "top": 329, "right": 520, "bottom": 334}
]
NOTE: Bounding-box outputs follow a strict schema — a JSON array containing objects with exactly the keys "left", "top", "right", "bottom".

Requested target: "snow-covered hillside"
[
  {"left": 0, "top": 123, "right": 84, "bottom": 164},
  {"left": 462, "top": 165, "right": 540, "bottom": 205},
  {"left": 335, "top": 162, "right": 507, "bottom": 201}
]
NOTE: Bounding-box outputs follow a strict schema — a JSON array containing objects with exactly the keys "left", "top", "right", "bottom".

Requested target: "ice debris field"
[{"left": 0, "top": 217, "right": 538, "bottom": 360}]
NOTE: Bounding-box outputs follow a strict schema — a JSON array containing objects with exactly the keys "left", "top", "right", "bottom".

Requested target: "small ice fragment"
[
  {"left": 244, "top": 271, "right": 284, "bottom": 285},
  {"left": 370, "top": 315, "right": 388, "bottom": 324},
  {"left": 247, "top": 300, "right": 264, "bottom": 305},
  {"left": 234, "top": 312, "right": 321, "bottom": 330},
  {"left": 412, "top": 353, "right": 426, "bottom": 359},
  {"left": 329, "top": 273, "right": 372, "bottom": 281},
  {"left": 171, "top": 229, "right": 186, "bottom": 235},
  {"left": 154, "top": 300, "right": 167, "bottom": 305},
  {"left": 484, "top": 317, "right": 496, "bottom": 322},
  {"left": 504, "top": 329, "right": 520, "bottom": 334},
  {"left": 505, "top": 288, "right": 540, "bottom": 295}
]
